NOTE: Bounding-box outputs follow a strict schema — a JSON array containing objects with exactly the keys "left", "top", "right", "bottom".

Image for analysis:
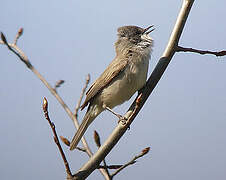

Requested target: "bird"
[{"left": 70, "top": 25, "right": 154, "bottom": 150}]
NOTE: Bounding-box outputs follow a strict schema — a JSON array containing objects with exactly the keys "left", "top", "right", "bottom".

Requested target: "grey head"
[
  {"left": 116, "top": 25, "right": 154, "bottom": 50},
  {"left": 118, "top": 25, "right": 154, "bottom": 47}
]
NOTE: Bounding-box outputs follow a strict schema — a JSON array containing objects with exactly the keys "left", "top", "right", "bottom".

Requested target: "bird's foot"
[
  {"left": 117, "top": 116, "right": 127, "bottom": 125},
  {"left": 118, "top": 118, "right": 130, "bottom": 130}
]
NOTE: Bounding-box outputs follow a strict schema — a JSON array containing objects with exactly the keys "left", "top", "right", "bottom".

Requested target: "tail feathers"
[{"left": 70, "top": 106, "right": 99, "bottom": 150}]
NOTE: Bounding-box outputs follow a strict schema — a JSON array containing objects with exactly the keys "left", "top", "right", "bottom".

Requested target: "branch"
[
  {"left": 98, "top": 165, "right": 122, "bottom": 170},
  {"left": 0, "top": 30, "right": 93, "bottom": 150},
  {"left": 14, "top": 28, "right": 23, "bottom": 45},
  {"left": 111, "top": 147, "right": 150, "bottom": 178},
  {"left": 1, "top": 29, "right": 110, "bottom": 179},
  {"left": 72, "top": 0, "right": 195, "bottom": 179},
  {"left": 1, "top": 32, "right": 32, "bottom": 68},
  {"left": 94, "top": 131, "right": 150, "bottom": 179},
  {"left": 176, "top": 45, "right": 226, "bottom": 57},
  {"left": 42, "top": 97, "right": 72, "bottom": 178},
  {"left": 0, "top": 32, "right": 75, "bottom": 124}
]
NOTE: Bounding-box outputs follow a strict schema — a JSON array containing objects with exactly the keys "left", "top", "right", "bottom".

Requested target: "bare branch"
[
  {"left": 13, "top": 28, "right": 23, "bottom": 45},
  {"left": 1, "top": 32, "right": 72, "bottom": 120},
  {"left": 1, "top": 29, "right": 111, "bottom": 179},
  {"left": 42, "top": 97, "right": 72, "bottom": 178},
  {"left": 176, "top": 45, "right": 226, "bottom": 57},
  {"left": 0, "top": 30, "right": 93, "bottom": 154},
  {"left": 102, "top": 158, "right": 111, "bottom": 179},
  {"left": 74, "top": 146, "right": 87, "bottom": 153},
  {"left": 111, "top": 147, "right": 150, "bottom": 178},
  {"left": 98, "top": 165, "right": 122, "bottom": 170},
  {"left": 1, "top": 32, "right": 32, "bottom": 68}
]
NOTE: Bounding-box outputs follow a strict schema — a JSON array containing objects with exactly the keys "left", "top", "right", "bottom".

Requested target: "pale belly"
[{"left": 99, "top": 58, "right": 149, "bottom": 108}]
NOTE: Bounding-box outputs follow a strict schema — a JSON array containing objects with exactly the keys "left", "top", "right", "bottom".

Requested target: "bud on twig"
[
  {"left": 55, "top": 80, "right": 65, "bottom": 89},
  {"left": 60, "top": 136, "right": 70, "bottom": 147},
  {"left": 18, "top": 28, "right": 23, "bottom": 36},
  {"left": 1, "top": 32, "right": 8, "bottom": 44},
  {"left": 42, "top": 97, "right": 48, "bottom": 112},
  {"left": 86, "top": 73, "right": 90, "bottom": 82},
  {"left": 141, "top": 147, "right": 150, "bottom": 156},
  {"left": 94, "top": 130, "right": 101, "bottom": 148}
]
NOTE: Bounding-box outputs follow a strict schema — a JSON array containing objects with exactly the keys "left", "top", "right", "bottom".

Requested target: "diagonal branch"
[
  {"left": 72, "top": 0, "right": 195, "bottom": 179},
  {"left": 1, "top": 30, "right": 110, "bottom": 179},
  {"left": 176, "top": 45, "right": 226, "bottom": 57},
  {"left": 1, "top": 32, "right": 32, "bottom": 68},
  {"left": 110, "top": 147, "right": 150, "bottom": 178},
  {"left": 42, "top": 97, "right": 72, "bottom": 178}
]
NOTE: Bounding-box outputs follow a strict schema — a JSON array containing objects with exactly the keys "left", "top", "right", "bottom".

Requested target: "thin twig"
[
  {"left": 94, "top": 130, "right": 111, "bottom": 179},
  {"left": 111, "top": 147, "right": 150, "bottom": 178},
  {"left": 42, "top": 97, "right": 72, "bottom": 177},
  {"left": 102, "top": 159, "right": 111, "bottom": 179},
  {"left": 98, "top": 165, "right": 122, "bottom": 170},
  {"left": 74, "top": 146, "right": 87, "bottom": 153},
  {"left": 13, "top": 28, "right": 23, "bottom": 45},
  {"left": 74, "top": 74, "right": 90, "bottom": 119},
  {"left": 176, "top": 45, "right": 226, "bottom": 57},
  {"left": 1, "top": 33, "right": 31, "bottom": 68}
]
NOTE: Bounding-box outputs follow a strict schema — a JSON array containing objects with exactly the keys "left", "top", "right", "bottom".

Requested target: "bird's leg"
[
  {"left": 103, "top": 105, "right": 127, "bottom": 124},
  {"left": 104, "top": 106, "right": 125, "bottom": 120}
]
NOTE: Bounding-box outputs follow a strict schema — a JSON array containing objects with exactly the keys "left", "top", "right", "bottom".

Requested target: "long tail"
[{"left": 70, "top": 105, "right": 101, "bottom": 151}]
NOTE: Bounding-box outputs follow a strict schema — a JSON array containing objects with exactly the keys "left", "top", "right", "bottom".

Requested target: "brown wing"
[{"left": 81, "top": 56, "right": 128, "bottom": 110}]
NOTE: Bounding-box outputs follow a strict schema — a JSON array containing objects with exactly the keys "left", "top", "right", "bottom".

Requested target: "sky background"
[{"left": 1, "top": 0, "right": 226, "bottom": 179}]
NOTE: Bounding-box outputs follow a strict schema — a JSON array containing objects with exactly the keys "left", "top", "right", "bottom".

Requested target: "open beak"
[{"left": 143, "top": 25, "right": 155, "bottom": 34}]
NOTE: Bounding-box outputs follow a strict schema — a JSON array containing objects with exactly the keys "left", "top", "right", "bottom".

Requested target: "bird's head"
[{"left": 116, "top": 25, "right": 154, "bottom": 53}]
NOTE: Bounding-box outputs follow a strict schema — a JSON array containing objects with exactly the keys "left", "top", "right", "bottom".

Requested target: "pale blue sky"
[{"left": 1, "top": 0, "right": 226, "bottom": 179}]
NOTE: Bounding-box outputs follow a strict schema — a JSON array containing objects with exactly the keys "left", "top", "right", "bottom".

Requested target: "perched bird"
[{"left": 70, "top": 25, "right": 154, "bottom": 150}]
